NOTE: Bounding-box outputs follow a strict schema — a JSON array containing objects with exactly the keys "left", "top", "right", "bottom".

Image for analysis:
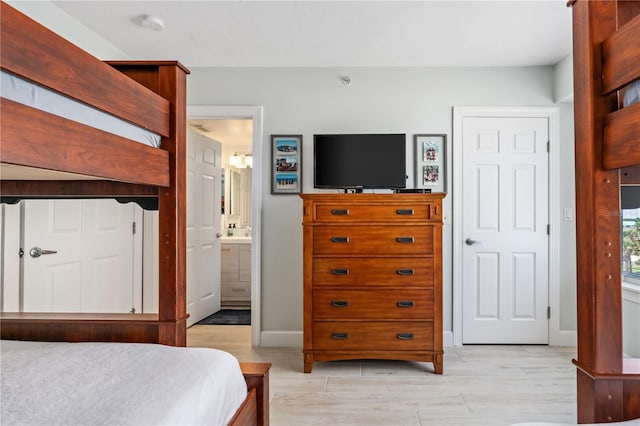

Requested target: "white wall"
[
  {"left": 187, "top": 66, "right": 577, "bottom": 340},
  {"left": 5, "top": 1, "right": 578, "bottom": 342},
  {"left": 6, "top": 1, "right": 128, "bottom": 60},
  {"left": 623, "top": 293, "right": 640, "bottom": 357}
]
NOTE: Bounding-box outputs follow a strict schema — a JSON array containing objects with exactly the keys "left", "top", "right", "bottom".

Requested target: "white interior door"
[
  {"left": 461, "top": 116, "right": 549, "bottom": 344},
  {"left": 186, "top": 128, "right": 222, "bottom": 326},
  {"left": 22, "top": 199, "right": 140, "bottom": 313}
]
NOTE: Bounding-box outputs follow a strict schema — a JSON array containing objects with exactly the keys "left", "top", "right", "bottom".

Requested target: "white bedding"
[
  {"left": 0, "top": 70, "right": 161, "bottom": 148},
  {"left": 0, "top": 340, "right": 247, "bottom": 426}
]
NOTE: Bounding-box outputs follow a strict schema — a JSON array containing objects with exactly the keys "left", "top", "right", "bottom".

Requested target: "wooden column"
[
  {"left": 109, "top": 61, "right": 190, "bottom": 346},
  {"left": 570, "top": 0, "right": 640, "bottom": 422}
]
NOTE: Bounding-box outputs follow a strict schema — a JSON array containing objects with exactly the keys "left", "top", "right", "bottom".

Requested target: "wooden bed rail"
[
  {"left": 604, "top": 102, "right": 640, "bottom": 169},
  {"left": 601, "top": 2, "right": 640, "bottom": 170},
  {"left": 0, "top": 98, "right": 171, "bottom": 186},
  {"left": 0, "top": 313, "right": 186, "bottom": 344},
  {"left": 602, "top": 10, "right": 640, "bottom": 95}
]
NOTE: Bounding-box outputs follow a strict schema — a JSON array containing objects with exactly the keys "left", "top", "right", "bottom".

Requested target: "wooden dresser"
[{"left": 300, "top": 193, "right": 444, "bottom": 373}]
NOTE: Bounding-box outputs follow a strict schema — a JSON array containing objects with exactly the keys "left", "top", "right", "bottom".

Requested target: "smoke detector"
[{"left": 140, "top": 15, "right": 164, "bottom": 31}]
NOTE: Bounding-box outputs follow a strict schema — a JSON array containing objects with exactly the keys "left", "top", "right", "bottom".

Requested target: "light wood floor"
[{"left": 188, "top": 325, "right": 577, "bottom": 426}]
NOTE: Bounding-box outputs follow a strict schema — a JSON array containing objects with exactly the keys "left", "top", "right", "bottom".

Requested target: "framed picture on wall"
[
  {"left": 271, "top": 134, "right": 302, "bottom": 194},
  {"left": 414, "top": 134, "right": 446, "bottom": 193}
]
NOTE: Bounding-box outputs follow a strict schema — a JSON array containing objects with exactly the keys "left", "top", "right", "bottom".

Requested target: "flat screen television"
[{"left": 314, "top": 133, "right": 406, "bottom": 190}]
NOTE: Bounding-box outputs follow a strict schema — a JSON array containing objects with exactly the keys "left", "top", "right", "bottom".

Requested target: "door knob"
[
  {"left": 29, "top": 247, "right": 58, "bottom": 258},
  {"left": 216, "top": 232, "right": 223, "bottom": 238},
  {"left": 465, "top": 238, "right": 479, "bottom": 246}
]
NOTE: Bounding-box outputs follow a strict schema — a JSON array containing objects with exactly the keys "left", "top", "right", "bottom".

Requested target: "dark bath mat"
[{"left": 196, "top": 309, "right": 250, "bottom": 325}]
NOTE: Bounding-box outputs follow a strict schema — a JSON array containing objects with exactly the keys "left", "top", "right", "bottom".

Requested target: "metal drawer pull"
[
  {"left": 331, "top": 333, "right": 349, "bottom": 340},
  {"left": 331, "top": 209, "right": 350, "bottom": 215},
  {"left": 396, "top": 237, "right": 414, "bottom": 243},
  {"left": 330, "top": 301, "right": 349, "bottom": 307},
  {"left": 331, "top": 269, "right": 349, "bottom": 275},
  {"left": 396, "top": 301, "right": 415, "bottom": 308},
  {"left": 396, "top": 333, "right": 414, "bottom": 340},
  {"left": 396, "top": 209, "right": 414, "bottom": 215},
  {"left": 330, "top": 236, "right": 349, "bottom": 243},
  {"left": 396, "top": 269, "right": 414, "bottom": 275}
]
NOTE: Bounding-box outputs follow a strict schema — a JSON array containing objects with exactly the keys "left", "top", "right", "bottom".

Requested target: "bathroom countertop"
[{"left": 221, "top": 236, "right": 252, "bottom": 244}]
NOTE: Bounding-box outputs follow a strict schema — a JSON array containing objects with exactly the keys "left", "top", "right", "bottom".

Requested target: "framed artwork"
[
  {"left": 414, "top": 134, "right": 446, "bottom": 193},
  {"left": 271, "top": 134, "right": 302, "bottom": 194}
]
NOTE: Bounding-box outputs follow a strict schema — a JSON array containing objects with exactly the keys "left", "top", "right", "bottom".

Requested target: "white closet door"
[
  {"left": 22, "top": 199, "right": 139, "bottom": 313},
  {"left": 461, "top": 116, "right": 549, "bottom": 344}
]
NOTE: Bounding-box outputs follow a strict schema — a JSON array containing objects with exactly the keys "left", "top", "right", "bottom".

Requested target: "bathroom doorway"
[{"left": 187, "top": 105, "right": 263, "bottom": 347}]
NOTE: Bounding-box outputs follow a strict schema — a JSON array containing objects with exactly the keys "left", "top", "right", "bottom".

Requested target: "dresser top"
[{"left": 299, "top": 193, "right": 446, "bottom": 202}]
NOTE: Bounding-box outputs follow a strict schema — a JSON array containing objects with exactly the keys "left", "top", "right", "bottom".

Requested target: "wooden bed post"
[
  {"left": 157, "top": 64, "right": 188, "bottom": 346},
  {"left": 570, "top": 0, "right": 640, "bottom": 422},
  {"left": 108, "top": 61, "right": 190, "bottom": 346}
]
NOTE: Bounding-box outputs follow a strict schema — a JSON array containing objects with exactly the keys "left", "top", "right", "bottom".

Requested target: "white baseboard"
[
  {"left": 444, "top": 330, "right": 454, "bottom": 347},
  {"left": 260, "top": 331, "right": 303, "bottom": 348},
  {"left": 550, "top": 330, "right": 577, "bottom": 347}
]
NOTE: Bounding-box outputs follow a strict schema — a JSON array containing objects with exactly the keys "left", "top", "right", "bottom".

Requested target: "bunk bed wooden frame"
[
  {"left": 0, "top": 2, "right": 269, "bottom": 425},
  {"left": 569, "top": 0, "right": 640, "bottom": 422}
]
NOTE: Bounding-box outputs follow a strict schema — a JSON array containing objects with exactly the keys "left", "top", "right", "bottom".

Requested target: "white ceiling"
[
  {"left": 49, "top": 0, "right": 573, "bottom": 68},
  {"left": 189, "top": 118, "right": 253, "bottom": 151},
  {"left": 22, "top": 0, "right": 573, "bottom": 150}
]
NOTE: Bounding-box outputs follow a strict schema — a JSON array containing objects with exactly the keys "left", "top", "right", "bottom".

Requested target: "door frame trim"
[
  {"left": 452, "top": 106, "right": 563, "bottom": 346},
  {"left": 187, "top": 105, "right": 263, "bottom": 347}
]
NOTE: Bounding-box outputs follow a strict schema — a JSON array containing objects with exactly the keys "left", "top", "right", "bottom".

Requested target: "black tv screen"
[{"left": 314, "top": 134, "right": 406, "bottom": 190}]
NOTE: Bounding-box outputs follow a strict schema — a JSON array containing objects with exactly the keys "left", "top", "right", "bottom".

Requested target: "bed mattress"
[
  {"left": 0, "top": 70, "right": 161, "bottom": 148},
  {"left": 0, "top": 340, "right": 247, "bottom": 426}
]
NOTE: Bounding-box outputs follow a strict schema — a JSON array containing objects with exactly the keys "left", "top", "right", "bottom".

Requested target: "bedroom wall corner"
[
  {"left": 5, "top": 0, "right": 128, "bottom": 61},
  {"left": 554, "top": 54, "right": 574, "bottom": 103}
]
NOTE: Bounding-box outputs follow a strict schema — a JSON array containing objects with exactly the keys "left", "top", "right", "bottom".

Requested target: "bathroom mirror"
[{"left": 225, "top": 167, "right": 252, "bottom": 229}]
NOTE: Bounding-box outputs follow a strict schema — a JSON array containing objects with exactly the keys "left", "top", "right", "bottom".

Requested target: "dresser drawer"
[
  {"left": 313, "top": 289, "right": 433, "bottom": 320},
  {"left": 313, "top": 225, "right": 433, "bottom": 255},
  {"left": 313, "top": 321, "right": 433, "bottom": 351},
  {"left": 313, "top": 257, "right": 433, "bottom": 287},
  {"left": 314, "top": 202, "right": 439, "bottom": 223}
]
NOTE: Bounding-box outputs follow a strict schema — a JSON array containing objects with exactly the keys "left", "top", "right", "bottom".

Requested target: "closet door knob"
[{"left": 29, "top": 247, "right": 58, "bottom": 258}]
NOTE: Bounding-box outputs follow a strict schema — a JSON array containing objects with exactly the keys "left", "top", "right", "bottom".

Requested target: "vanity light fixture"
[
  {"left": 229, "top": 153, "right": 243, "bottom": 168},
  {"left": 229, "top": 153, "right": 252, "bottom": 169}
]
